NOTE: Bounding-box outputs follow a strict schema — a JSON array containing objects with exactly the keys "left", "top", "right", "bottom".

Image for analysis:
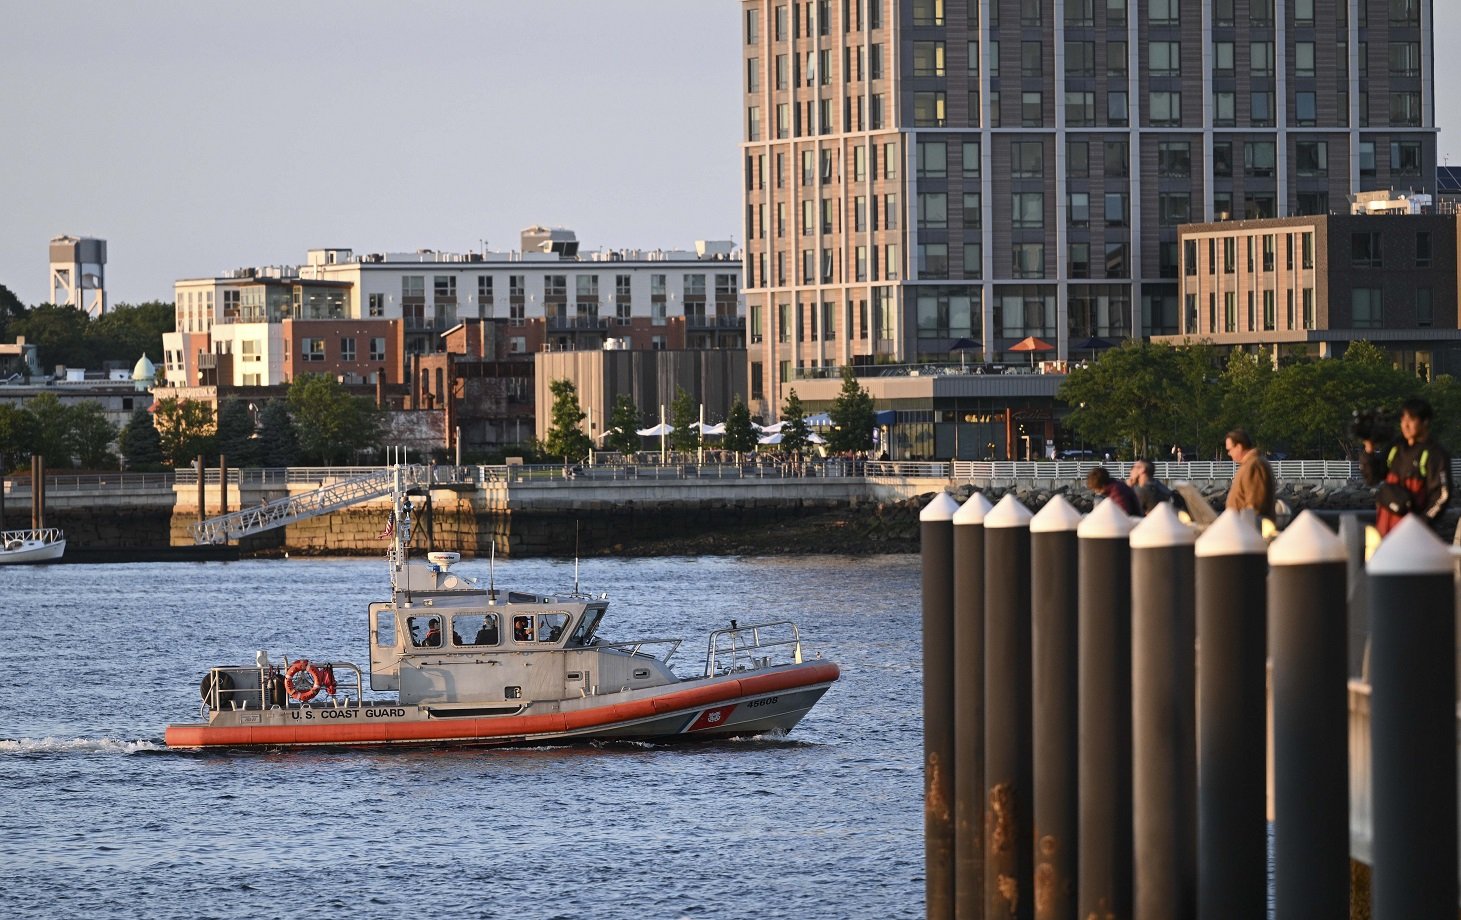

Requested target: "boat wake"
[{"left": 0, "top": 737, "right": 166, "bottom": 756}]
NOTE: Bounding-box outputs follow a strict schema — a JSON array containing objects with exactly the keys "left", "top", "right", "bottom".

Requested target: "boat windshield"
[
  {"left": 451, "top": 613, "right": 500, "bottom": 647},
  {"left": 570, "top": 606, "right": 606, "bottom": 646}
]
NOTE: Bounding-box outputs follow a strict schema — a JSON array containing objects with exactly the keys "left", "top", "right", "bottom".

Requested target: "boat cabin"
[{"left": 365, "top": 557, "right": 678, "bottom": 709}]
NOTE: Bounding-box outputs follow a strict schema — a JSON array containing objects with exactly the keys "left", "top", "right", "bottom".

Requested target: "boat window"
[
  {"left": 536, "top": 613, "right": 570, "bottom": 643},
  {"left": 569, "top": 607, "right": 605, "bottom": 646},
  {"left": 408, "top": 615, "right": 442, "bottom": 648},
  {"left": 452, "top": 613, "right": 500, "bottom": 647},
  {"left": 373, "top": 606, "right": 396, "bottom": 648},
  {"left": 512, "top": 615, "right": 535, "bottom": 643}
]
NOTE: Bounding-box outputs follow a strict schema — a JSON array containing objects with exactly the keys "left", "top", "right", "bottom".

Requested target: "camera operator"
[{"left": 1359, "top": 397, "right": 1452, "bottom": 537}]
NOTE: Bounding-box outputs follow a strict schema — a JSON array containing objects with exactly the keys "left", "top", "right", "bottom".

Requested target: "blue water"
[{"left": 0, "top": 554, "right": 924, "bottom": 919}]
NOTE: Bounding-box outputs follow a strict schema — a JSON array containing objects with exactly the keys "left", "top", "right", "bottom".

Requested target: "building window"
[
  {"left": 1390, "top": 93, "right": 1420, "bottom": 126},
  {"left": 1157, "top": 141, "right": 1190, "bottom": 177},
  {"left": 962, "top": 192, "right": 982, "bottom": 228},
  {"left": 1417, "top": 289, "right": 1432, "bottom": 326},
  {"left": 1022, "top": 91, "right": 1043, "bottom": 126},
  {"left": 368, "top": 293, "right": 385, "bottom": 317},
  {"left": 1104, "top": 243, "right": 1127, "bottom": 279},
  {"left": 1302, "top": 289, "right": 1315, "bottom": 329},
  {"left": 1022, "top": 41, "right": 1043, "bottom": 76},
  {"left": 1302, "top": 234, "right": 1314, "bottom": 269},
  {"left": 1107, "top": 41, "right": 1127, "bottom": 75},
  {"left": 1067, "top": 40, "right": 1095, "bottom": 77},
  {"left": 1069, "top": 192, "right": 1090, "bottom": 227},
  {"left": 1244, "top": 141, "right": 1276, "bottom": 177},
  {"left": 919, "top": 193, "right": 948, "bottom": 228},
  {"left": 914, "top": 92, "right": 947, "bottom": 127},
  {"left": 1013, "top": 192, "right": 1045, "bottom": 229},
  {"left": 912, "top": 40, "right": 947, "bottom": 76},
  {"left": 1352, "top": 232, "right": 1383, "bottom": 269},
  {"left": 1295, "top": 140, "right": 1327, "bottom": 176},
  {"left": 1352, "top": 289, "right": 1383, "bottom": 329},
  {"left": 1359, "top": 141, "right": 1377, "bottom": 178},
  {"left": 1067, "top": 92, "right": 1095, "bottom": 126},
  {"left": 1391, "top": 42, "right": 1421, "bottom": 77},
  {"left": 1104, "top": 141, "right": 1128, "bottom": 177},
  {"left": 1295, "top": 92, "right": 1317, "bottom": 126},
  {"left": 919, "top": 243, "right": 949, "bottom": 279},
  {"left": 1250, "top": 91, "right": 1273, "bottom": 126},
  {"left": 911, "top": 0, "right": 945, "bottom": 26},
  {"left": 917, "top": 140, "right": 947, "bottom": 178},
  {"left": 1012, "top": 140, "right": 1043, "bottom": 177},
  {"left": 368, "top": 338, "right": 385, "bottom": 363},
  {"left": 1213, "top": 91, "right": 1235, "bottom": 126},
  {"left": 963, "top": 243, "right": 983, "bottom": 278},
  {"left": 1294, "top": 0, "right": 1314, "bottom": 22},
  {"left": 1107, "top": 91, "right": 1128, "bottom": 126},
  {"left": 340, "top": 337, "right": 356, "bottom": 362},
  {"left": 1295, "top": 192, "right": 1329, "bottom": 216},
  {"left": 1214, "top": 41, "right": 1234, "bottom": 73},
  {"left": 1069, "top": 243, "right": 1090, "bottom": 278},
  {"left": 1013, "top": 243, "right": 1045, "bottom": 278},
  {"left": 301, "top": 338, "right": 325, "bottom": 362},
  {"left": 1104, "top": 193, "right": 1127, "bottom": 227},
  {"left": 1150, "top": 41, "right": 1180, "bottom": 76},
  {"left": 1250, "top": 41, "right": 1274, "bottom": 76},
  {"left": 1067, "top": 140, "right": 1088, "bottom": 177},
  {"left": 1149, "top": 0, "right": 1178, "bottom": 25},
  {"left": 1417, "top": 232, "right": 1432, "bottom": 268},
  {"left": 1390, "top": 141, "right": 1422, "bottom": 176},
  {"left": 1294, "top": 42, "right": 1315, "bottom": 77},
  {"left": 1158, "top": 193, "right": 1190, "bottom": 226}
]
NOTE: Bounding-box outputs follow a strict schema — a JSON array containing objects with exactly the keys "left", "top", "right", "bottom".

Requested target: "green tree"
[
  {"left": 0, "top": 283, "right": 25, "bottom": 342},
  {"left": 1160, "top": 342, "right": 1226, "bottom": 460},
  {"left": 257, "top": 401, "right": 298, "bottom": 467},
  {"left": 118, "top": 408, "right": 165, "bottom": 471},
  {"left": 1057, "top": 342, "right": 1183, "bottom": 459},
  {"left": 1260, "top": 342, "right": 1418, "bottom": 458},
  {"left": 669, "top": 387, "right": 700, "bottom": 453},
  {"left": 1421, "top": 374, "right": 1461, "bottom": 452},
  {"left": 778, "top": 388, "right": 812, "bottom": 455},
  {"left": 215, "top": 398, "right": 263, "bottom": 468},
  {"left": 86, "top": 301, "right": 175, "bottom": 366},
  {"left": 0, "top": 404, "right": 38, "bottom": 469},
  {"left": 1217, "top": 350, "right": 1275, "bottom": 450},
  {"left": 722, "top": 396, "right": 759, "bottom": 455},
  {"left": 827, "top": 366, "right": 876, "bottom": 454},
  {"left": 542, "top": 379, "right": 591, "bottom": 462},
  {"left": 153, "top": 396, "right": 217, "bottom": 467},
  {"left": 603, "top": 393, "right": 642, "bottom": 455},
  {"left": 24, "top": 393, "right": 74, "bottom": 465},
  {"left": 9, "top": 303, "right": 94, "bottom": 371},
  {"left": 68, "top": 401, "right": 118, "bottom": 469},
  {"left": 287, "top": 374, "right": 380, "bottom": 464}
]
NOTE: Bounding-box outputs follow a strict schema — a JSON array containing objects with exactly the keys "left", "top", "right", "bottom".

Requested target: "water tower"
[{"left": 49, "top": 235, "right": 107, "bottom": 316}]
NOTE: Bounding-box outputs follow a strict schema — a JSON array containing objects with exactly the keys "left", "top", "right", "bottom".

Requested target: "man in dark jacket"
[
  {"left": 1126, "top": 459, "right": 1175, "bottom": 515},
  {"left": 1360, "top": 397, "right": 1452, "bottom": 537}
]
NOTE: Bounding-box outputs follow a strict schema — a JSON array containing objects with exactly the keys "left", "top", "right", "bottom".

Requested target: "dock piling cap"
[
  {"left": 1030, "top": 494, "right": 1083, "bottom": 533},
  {"left": 1268, "top": 509, "right": 1346, "bottom": 566},
  {"left": 919, "top": 491, "right": 962, "bottom": 522},
  {"left": 1195, "top": 508, "right": 1268, "bottom": 557},
  {"left": 1129, "top": 500, "right": 1196, "bottom": 548},
  {"left": 1366, "top": 512, "right": 1454, "bottom": 575},
  {"left": 952, "top": 491, "right": 994, "bottom": 526},
  {"left": 1077, "top": 497, "right": 1136, "bottom": 539},
  {"left": 984, "top": 492, "right": 1033, "bottom": 529}
]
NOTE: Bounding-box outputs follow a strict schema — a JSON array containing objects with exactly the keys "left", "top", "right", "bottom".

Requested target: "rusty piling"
[
  {"left": 922, "top": 491, "right": 961, "bottom": 920},
  {"left": 953, "top": 492, "right": 993, "bottom": 920}
]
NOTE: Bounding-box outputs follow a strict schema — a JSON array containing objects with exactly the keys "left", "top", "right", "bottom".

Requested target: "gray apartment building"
[
  {"left": 740, "top": 0, "right": 1436, "bottom": 417},
  {"left": 1164, "top": 211, "right": 1461, "bottom": 378}
]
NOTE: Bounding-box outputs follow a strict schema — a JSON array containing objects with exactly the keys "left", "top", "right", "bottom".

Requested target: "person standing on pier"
[
  {"left": 1360, "top": 397, "right": 1452, "bottom": 538},
  {"left": 1224, "top": 428, "right": 1276, "bottom": 523}
]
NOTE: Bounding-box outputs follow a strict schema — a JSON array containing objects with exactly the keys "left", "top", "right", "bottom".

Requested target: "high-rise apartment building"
[{"left": 740, "top": 0, "right": 1435, "bottom": 416}]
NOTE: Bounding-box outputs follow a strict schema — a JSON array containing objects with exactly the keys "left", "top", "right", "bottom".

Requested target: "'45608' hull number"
[{"left": 745, "top": 696, "right": 779, "bottom": 708}]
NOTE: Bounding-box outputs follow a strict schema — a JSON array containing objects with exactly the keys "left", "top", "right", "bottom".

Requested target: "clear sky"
[{"left": 1, "top": 2, "right": 1458, "bottom": 307}]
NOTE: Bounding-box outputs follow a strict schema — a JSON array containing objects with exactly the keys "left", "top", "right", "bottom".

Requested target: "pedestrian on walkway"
[{"left": 1224, "top": 428, "right": 1276, "bottom": 522}]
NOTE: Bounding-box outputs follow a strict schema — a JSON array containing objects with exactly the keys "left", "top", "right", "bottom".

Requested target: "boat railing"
[
  {"left": 200, "top": 662, "right": 365, "bottom": 716},
  {"left": 704, "top": 620, "right": 805, "bottom": 677},
  {"left": 595, "top": 637, "right": 684, "bottom": 665},
  {"left": 1, "top": 527, "right": 63, "bottom": 546}
]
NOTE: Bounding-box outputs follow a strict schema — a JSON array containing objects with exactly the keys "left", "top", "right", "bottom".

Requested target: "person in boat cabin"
[
  {"left": 513, "top": 615, "right": 534, "bottom": 642},
  {"left": 409, "top": 616, "right": 442, "bottom": 648},
  {"left": 474, "top": 615, "right": 500, "bottom": 645}
]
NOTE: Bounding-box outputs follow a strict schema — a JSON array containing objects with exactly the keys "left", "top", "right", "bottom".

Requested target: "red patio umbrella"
[{"left": 1007, "top": 335, "right": 1056, "bottom": 366}]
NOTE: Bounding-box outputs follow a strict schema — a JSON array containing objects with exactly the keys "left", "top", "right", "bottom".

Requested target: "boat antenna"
[
  {"left": 573, "top": 520, "right": 581, "bottom": 595},
  {"left": 488, "top": 536, "right": 497, "bottom": 601}
]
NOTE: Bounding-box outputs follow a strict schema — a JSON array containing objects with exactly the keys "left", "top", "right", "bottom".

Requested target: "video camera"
[{"left": 1350, "top": 407, "right": 1396, "bottom": 444}]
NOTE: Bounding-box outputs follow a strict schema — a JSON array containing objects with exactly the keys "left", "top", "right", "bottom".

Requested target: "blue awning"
[{"left": 874, "top": 410, "right": 898, "bottom": 426}]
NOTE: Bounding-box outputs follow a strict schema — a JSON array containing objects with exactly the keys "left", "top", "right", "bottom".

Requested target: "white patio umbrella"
[
  {"left": 757, "top": 432, "right": 784, "bottom": 445},
  {"left": 805, "top": 412, "right": 833, "bottom": 427},
  {"left": 636, "top": 406, "right": 673, "bottom": 462},
  {"left": 754, "top": 420, "right": 788, "bottom": 434},
  {"left": 697, "top": 422, "right": 726, "bottom": 436}
]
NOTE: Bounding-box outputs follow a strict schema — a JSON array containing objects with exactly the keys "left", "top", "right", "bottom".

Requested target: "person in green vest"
[{"left": 1360, "top": 397, "right": 1452, "bottom": 537}]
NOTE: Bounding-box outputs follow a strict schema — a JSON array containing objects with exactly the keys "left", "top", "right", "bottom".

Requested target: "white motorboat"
[
  {"left": 0, "top": 528, "right": 66, "bottom": 564},
  {"left": 165, "top": 468, "right": 840, "bottom": 749}
]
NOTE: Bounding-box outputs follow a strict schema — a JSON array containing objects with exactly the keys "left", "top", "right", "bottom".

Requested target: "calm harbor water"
[{"left": 0, "top": 554, "right": 923, "bottom": 919}]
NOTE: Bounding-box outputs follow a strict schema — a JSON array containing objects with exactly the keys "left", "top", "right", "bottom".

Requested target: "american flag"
[{"left": 379, "top": 515, "right": 395, "bottom": 540}]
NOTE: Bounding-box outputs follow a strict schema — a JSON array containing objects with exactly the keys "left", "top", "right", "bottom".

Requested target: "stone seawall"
[{"left": 263, "top": 491, "right": 929, "bottom": 558}]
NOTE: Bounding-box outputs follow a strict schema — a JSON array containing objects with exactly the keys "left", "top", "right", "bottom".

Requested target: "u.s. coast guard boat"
[{"left": 164, "top": 468, "right": 839, "bottom": 749}]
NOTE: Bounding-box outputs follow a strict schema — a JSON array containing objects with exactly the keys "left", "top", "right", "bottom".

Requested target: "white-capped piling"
[
  {"left": 985, "top": 493, "right": 1035, "bottom": 920},
  {"left": 1030, "top": 495, "right": 1083, "bottom": 920},
  {"left": 1367, "top": 515, "right": 1457, "bottom": 919},
  {"left": 922, "top": 491, "right": 961, "bottom": 920},
  {"left": 1194, "top": 510, "right": 1268, "bottom": 920},
  {"left": 1130, "top": 502, "right": 1197, "bottom": 920},
  {"left": 1267, "top": 510, "right": 1349, "bottom": 919},
  {"left": 952, "top": 491, "right": 993, "bottom": 920},
  {"left": 1076, "top": 499, "right": 1136, "bottom": 920}
]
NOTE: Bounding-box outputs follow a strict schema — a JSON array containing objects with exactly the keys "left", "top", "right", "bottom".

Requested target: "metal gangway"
[{"left": 191, "top": 465, "right": 428, "bottom": 545}]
